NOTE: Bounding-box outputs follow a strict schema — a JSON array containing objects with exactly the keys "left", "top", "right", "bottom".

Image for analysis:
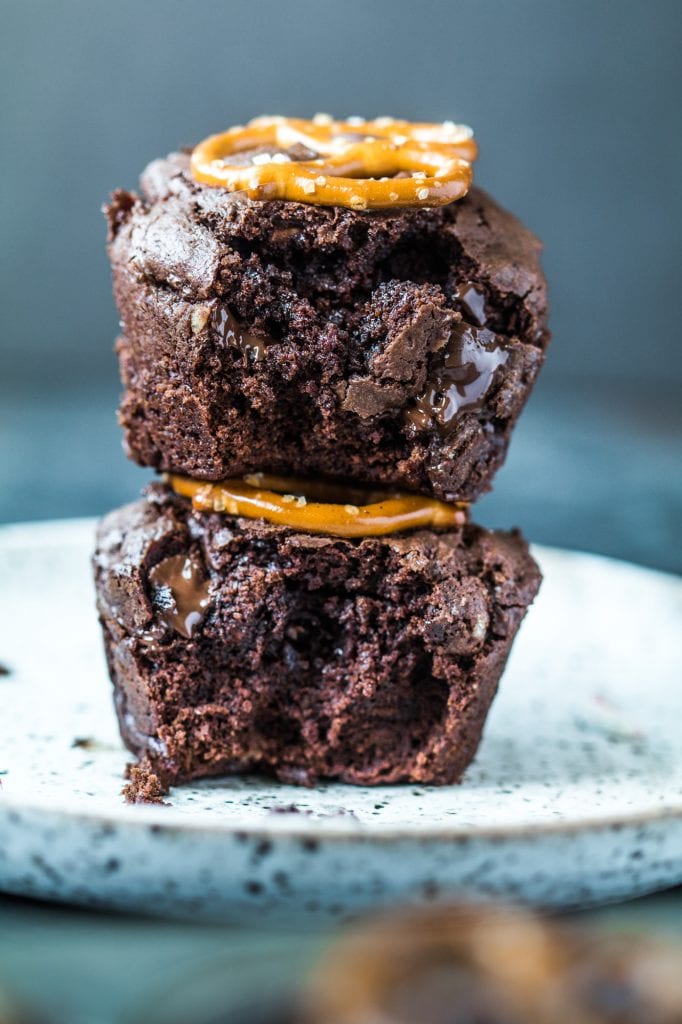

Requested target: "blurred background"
[
  {"left": 1, "top": 0, "right": 681, "bottom": 571},
  {"left": 1, "top": 3, "right": 681, "bottom": 1021}
]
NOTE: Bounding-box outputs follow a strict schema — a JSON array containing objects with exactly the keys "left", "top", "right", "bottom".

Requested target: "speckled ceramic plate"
[{"left": 0, "top": 518, "right": 680, "bottom": 922}]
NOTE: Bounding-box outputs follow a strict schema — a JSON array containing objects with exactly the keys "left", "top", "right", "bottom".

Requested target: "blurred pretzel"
[{"left": 191, "top": 114, "right": 477, "bottom": 210}]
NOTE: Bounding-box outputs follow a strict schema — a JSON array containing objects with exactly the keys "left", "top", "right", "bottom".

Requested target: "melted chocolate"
[
  {"left": 455, "top": 281, "right": 487, "bottom": 327},
  {"left": 214, "top": 307, "right": 274, "bottom": 363},
  {"left": 406, "top": 323, "right": 508, "bottom": 435},
  {"left": 285, "top": 142, "right": 319, "bottom": 161},
  {"left": 148, "top": 554, "right": 211, "bottom": 639}
]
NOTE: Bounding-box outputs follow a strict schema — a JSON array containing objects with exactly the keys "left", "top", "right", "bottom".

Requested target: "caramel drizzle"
[
  {"left": 168, "top": 473, "right": 467, "bottom": 538},
  {"left": 191, "top": 115, "right": 477, "bottom": 210}
]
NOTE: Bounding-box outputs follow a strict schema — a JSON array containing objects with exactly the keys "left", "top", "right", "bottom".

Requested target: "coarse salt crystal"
[
  {"left": 295, "top": 495, "right": 307, "bottom": 507},
  {"left": 244, "top": 473, "right": 264, "bottom": 486},
  {"left": 344, "top": 504, "right": 360, "bottom": 516},
  {"left": 350, "top": 194, "right": 367, "bottom": 209},
  {"left": 374, "top": 116, "right": 394, "bottom": 127},
  {"left": 315, "top": 175, "right": 327, "bottom": 186},
  {"left": 301, "top": 179, "right": 316, "bottom": 194},
  {"left": 190, "top": 306, "right": 211, "bottom": 334},
  {"left": 313, "top": 112, "right": 333, "bottom": 125},
  {"left": 346, "top": 115, "right": 364, "bottom": 125},
  {"left": 389, "top": 191, "right": 399, "bottom": 201},
  {"left": 282, "top": 494, "right": 296, "bottom": 504},
  {"left": 417, "top": 187, "right": 429, "bottom": 200},
  {"left": 251, "top": 152, "right": 272, "bottom": 165},
  {"left": 271, "top": 153, "right": 291, "bottom": 164}
]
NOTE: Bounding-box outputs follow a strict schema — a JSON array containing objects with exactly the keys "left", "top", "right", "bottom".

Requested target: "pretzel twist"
[
  {"left": 168, "top": 474, "right": 468, "bottom": 538},
  {"left": 191, "top": 115, "right": 477, "bottom": 210}
]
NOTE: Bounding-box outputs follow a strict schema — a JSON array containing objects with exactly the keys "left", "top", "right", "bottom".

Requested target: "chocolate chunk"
[
  {"left": 406, "top": 323, "right": 509, "bottom": 435},
  {"left": 455, "top": 280, "right": 488, "bottom": 326},
  {"left": 212, "top": 305, "right": 275, "bottom": 363},
  {"left": 148, "top": 553, "right": 211, "bottom": 639}
]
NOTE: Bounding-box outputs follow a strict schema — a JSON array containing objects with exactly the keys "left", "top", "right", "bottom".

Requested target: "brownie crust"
[
  {"left": 93, "top": 486, "right": 541, "bottom": 790},
  {"left": 107, "top": 154, "right": 549, "bottom": 503}
]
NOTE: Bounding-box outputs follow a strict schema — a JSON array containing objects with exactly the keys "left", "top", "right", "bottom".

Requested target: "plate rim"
[{"left": 2, "top": 789, "right": 682, "bottom": 842}]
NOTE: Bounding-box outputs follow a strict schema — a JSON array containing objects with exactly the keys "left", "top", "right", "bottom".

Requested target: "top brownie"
[{"left": 107, "top": 152, "right": 549, "bottom": 502}]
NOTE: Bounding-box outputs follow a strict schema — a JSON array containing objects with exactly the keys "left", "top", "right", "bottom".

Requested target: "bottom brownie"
[{"left": 93, "top": 485, "right": 540, "bottom": 795}]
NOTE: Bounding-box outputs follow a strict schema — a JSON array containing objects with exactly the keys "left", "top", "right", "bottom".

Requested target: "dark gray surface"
[{"left": 1, "top": 0, "right": 681, "bottom": 390}]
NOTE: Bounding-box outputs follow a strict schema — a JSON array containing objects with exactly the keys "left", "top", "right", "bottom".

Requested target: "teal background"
[
  {"left": 1, "top": 0, "right": 681, "bottom": 570},
  {"left": 2, "top": 0, "right": 681, "bottom": 386}
]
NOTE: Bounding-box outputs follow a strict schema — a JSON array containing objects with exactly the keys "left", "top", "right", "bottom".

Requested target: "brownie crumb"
[
  {"left": 123, "top": 758, "right": 171, "bottom": 805},
  {"left": 71, "top": 736, "right": 96, "bottom": 750},
  {"left": 269, "top": 804, "right": 311, "bottom": 816}
]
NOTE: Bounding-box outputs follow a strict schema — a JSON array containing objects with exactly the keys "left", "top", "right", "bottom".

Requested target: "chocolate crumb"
[
  {"left": 71, "top": 736, "right": 96, "bottom": 749},
  {"left": 123, "top": 758, "right": 171, "bottom": 805},
  {"left": 269, "top": 804, "right": 311, "bottom": 816}
]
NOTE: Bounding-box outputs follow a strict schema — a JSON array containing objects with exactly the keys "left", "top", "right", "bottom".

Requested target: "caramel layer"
[
  {"left": 191, "top": 115, "right": 477, "bottom": 210},
  {"left": 168, "top": 474, "right": 467, "bottom": 538}
]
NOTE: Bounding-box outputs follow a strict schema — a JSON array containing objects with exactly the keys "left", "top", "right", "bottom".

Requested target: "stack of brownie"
[{"left": 94, "top": 116, "right": 549, "bottom": 799}]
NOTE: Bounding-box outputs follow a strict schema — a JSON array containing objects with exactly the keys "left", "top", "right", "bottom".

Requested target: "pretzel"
[
  {"left": 168, "top": 473, "right": 468, "bottom": 538},
  {"left": 190, "top": 115, "right": 477, "bottom": 210}
]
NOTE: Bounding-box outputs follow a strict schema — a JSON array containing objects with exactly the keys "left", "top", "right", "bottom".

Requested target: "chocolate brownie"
[
  {"left": 93, "top": 485, "right": 540, "bottom": 794},
  {"left": 106, "top": 152, "right": 549, "bottom": 503}
]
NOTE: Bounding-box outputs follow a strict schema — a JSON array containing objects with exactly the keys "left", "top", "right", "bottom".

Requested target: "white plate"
[{"left": 0, "top": 518, "right": 680, "bottom": 922}]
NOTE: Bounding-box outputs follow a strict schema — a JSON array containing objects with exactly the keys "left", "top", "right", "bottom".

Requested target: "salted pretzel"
[
  {"left": 190, "top": 114, "right": 477, "bottom": 210},
  {"left": 168, "top": 473, "right": 468, "bottom": 538}
]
